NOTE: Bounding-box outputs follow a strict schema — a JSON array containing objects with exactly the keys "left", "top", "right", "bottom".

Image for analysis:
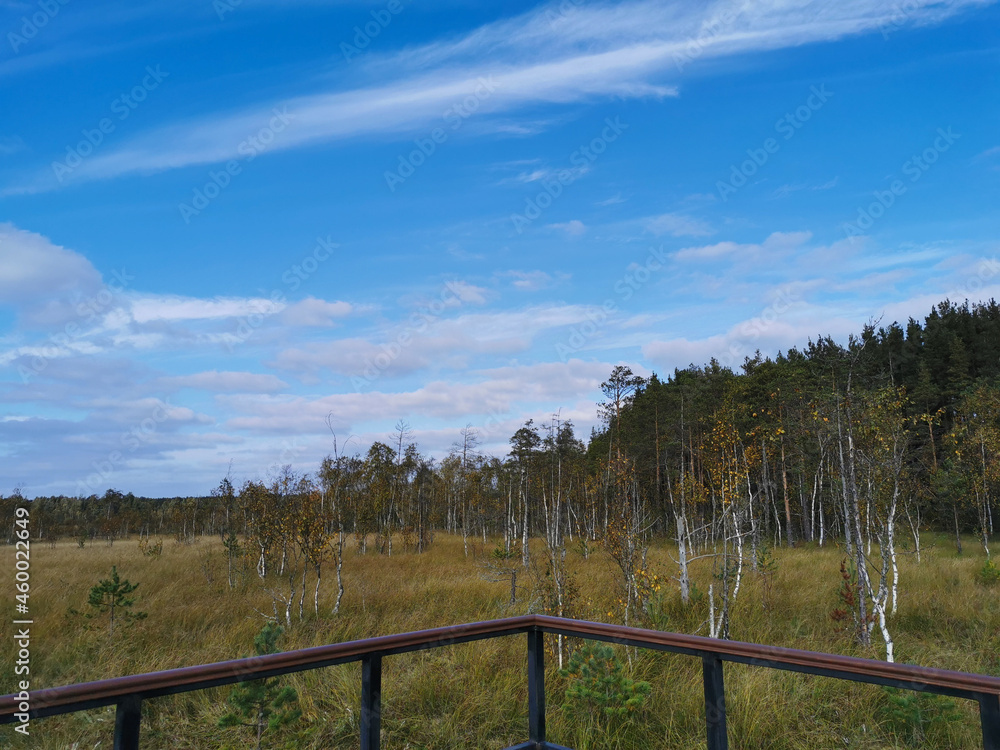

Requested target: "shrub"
[
  {"left": 975, "top": 558, "right": 1000, "bottom": 587},
  {"left": 138, "top": 537, "right": 163, "bottom": 557}
]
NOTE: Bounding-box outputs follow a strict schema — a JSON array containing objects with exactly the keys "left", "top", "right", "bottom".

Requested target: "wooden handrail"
[
  {"left": 0, "top": 616, "right": 536, "bottom": 719},
  {"left": 533, "top": 615, "right": 1000, "bottom": 697},
  {"left": 2, "top": 615, "right": 998, "bottom": 750}
]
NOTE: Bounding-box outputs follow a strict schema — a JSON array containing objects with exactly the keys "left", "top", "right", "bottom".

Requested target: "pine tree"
[
  {"left": 86, "top": 566, "right": 146, "bottom": 635},
  {"left": 559, "top": 643, "right": 651, "bottom": 722},
  {"left": 219, "top": 622, "right": 300, "bottom": 750}
]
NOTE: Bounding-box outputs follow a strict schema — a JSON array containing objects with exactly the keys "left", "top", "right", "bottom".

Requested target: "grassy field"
[{"left": 2, "top": 533, "right": 998, "bottom": 749}]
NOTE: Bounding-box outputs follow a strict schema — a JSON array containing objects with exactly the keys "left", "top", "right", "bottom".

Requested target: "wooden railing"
[{"left": 2, "top": 615, "right": 999, "bottom": 749}]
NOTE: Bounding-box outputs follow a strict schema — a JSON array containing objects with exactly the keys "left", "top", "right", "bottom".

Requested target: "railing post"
[
  {"left": 361, "top": 654, "right": 382, "bottom": 750},
  {"left": 528, "top": 628, "right": 545, "bottom": 746},
  {"left": 702, "top": 655, "right": 728, "bottom": 750},
  {"left": 981, "top": 693, "right": 1000, "bottom": 750},
  {"left": 113, "top": 695, "right": 141, "bottom": 750}
]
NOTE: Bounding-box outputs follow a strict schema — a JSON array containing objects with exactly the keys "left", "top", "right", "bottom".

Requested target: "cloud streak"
[{"left": 12, "top": 0, "right": 990, "bottom": 190}]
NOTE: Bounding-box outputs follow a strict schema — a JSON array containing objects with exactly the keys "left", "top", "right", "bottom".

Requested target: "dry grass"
[{"left": 2, "top": 533, "right": 997, "bottom": 748}]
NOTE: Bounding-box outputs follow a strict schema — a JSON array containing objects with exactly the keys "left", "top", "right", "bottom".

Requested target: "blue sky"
[{"left": 1, "top": 0, "right": 998, "bottom": 497}]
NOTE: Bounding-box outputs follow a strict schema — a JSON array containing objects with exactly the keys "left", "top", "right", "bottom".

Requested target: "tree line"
[{"left": 4, "top": 298, "right": 1000, "bottom": 658}]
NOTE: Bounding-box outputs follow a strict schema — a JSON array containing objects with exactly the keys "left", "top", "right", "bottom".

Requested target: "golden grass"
[{"left": 2, "top": 533, "right": 997, "bottom": 748}]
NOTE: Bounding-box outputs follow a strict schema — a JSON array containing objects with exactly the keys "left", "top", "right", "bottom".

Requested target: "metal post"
[
  {"left": 702, "top": 655, "right": 728, "bottom": 750},
  {"left": 113, "top": 695, "right": 142, "bottom": 750},
  {"left": 981, "top": 693, "right": 1000, "bottom": 750},
  {"left": 528, "top": 628, "right": 545, "bottom": 745},
  {"left": 361, "top": 654, "right": 382, "bottom": 750}
]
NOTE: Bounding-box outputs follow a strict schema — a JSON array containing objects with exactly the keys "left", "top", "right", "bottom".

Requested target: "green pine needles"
[
  {"left": 219, "top": 622, "right": 301, "bottom": 750},
  {"left": 86, "top": 565, "right": 147, "bottom": 634},
  {"left": 559, "top": 643, "right": 651, "bottom": 724},
  {"left": 881, "top": 687, "right": 964, "bottom": 746}
]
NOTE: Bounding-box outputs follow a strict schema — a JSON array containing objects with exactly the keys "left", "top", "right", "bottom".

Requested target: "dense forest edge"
[{"left": 4, "top": 298, "right": 1000, "bottom": 660}]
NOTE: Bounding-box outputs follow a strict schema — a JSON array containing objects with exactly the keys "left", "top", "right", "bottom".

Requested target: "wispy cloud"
[
  {"left": 770, "top": 177, "right": 839, "bottom": 198},
  {"left": 129, "top": 295, "right": 285, "bottom": 324},
  {"left": 595, "top": 193, "right": 627, "bottom": 206},
  {"left": 11, "top": 0, "right": 990, "bottom": 190},
  {"left": 547, "top": 220, "right": 587, "bottom": 237},
  {"left": 673, "top": 230, "right": 811, "bottom": 262},
  {"left": 645, "top": 212, "right": 713, "bottom": 237},
  {"left": 48, "top": 53, "right": 675, "bottom": 186},
  {"left": 500, "top": 270, "right": 564, "bottom": 290},
  {"left": 499, "top": 164, "right": 591, "bottom": 186},
  {"left": 973, "top": 145, "right": 1000, "bottom": 162},
  {"left": 279, "top": 298, "right": 353, "bottom": 327},
  {"left": 157, "top": 370, "right": 289, "bottom": 393}
]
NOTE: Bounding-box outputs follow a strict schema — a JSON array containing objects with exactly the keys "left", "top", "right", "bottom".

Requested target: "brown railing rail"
[{"left": 2, "top": 614, "right": 999, "bottom": 749}]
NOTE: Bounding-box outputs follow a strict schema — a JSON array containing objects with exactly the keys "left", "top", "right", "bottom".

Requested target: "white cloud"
[
  {"left": 645, "top": 212, "right": 713, "bottom": 237},
  {"left": 475, "top": 359, "right": 612, "bottom": 402},
  {"left": 446, "top": 281, "right": 489, "bottom": 305},
  {"left": 500, "top": 164, "right": 590, "bottom": 186},
  {"left": 158, "top": 371, "right": 289, "bottom": 393},
  {"left": 0, "top": 339, "right": 104, "bottom": 367},
  {"left": 61, "top": 54, "right": 676, "bottom": 185},
  {"left": 513, "top": 169, "right": 551, "bottom": 183},
  {"left": 78, "top": 396, "right": 212, "bottom": 427},
  {"left": 642, "top": 306, "right": 858, "bottom": 372},
  {"left": 270, "top": 303, "right": 597, "bottom": 378},
  {"left": 19, "top": 0, "right": 987, "bottom": 187},
  {"left": 972, "top": 145, "right": 1000, "bottom": 162},
  {"left": 220, "top": 359, "right": 612, "bottom": 436},
  {"left": 595, "top": 193, "right": 627, "bottom": 206},
  {"left": 642, "top": 268, "right": 1000, "bottom": 375},
  {"left": 270, "top": 337, "right": 431, "bottom": 379},
  {"left": 279, "top": 297, "right": 352, "bottom": 327},
  {"left": 830, "top": 269, "right": 910, "bottom": 292},
  {"left": 500, "top": 270, "right": 558, "bottom": 291},
  {"left": 771, "top": 177, "right": 839, "bottom": 198},
  {"left": 770, "top": 183, "right": 808, "bottom": 199},
  {"left": 547, "top": 220, "right": 587, "bottom": 237},
  {"left": 129, "top": 295, "right": 285, "bottom": 323},
  {"left": 0, "top": 223, "right": 103, "bottom": 304},
  {"left": 674, "top": 230, "right": 812, "bottom": 261},
  {"left": 880, "top": 284, "right": 1000, "bottom": 323},
  {"left": 374, "top": 0, "right": 988, "bottom": 78}
]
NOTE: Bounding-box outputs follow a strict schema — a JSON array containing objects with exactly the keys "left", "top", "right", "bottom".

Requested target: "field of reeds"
[{"left": 2, "top": 533, "right": 998, "bottom": 749}]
